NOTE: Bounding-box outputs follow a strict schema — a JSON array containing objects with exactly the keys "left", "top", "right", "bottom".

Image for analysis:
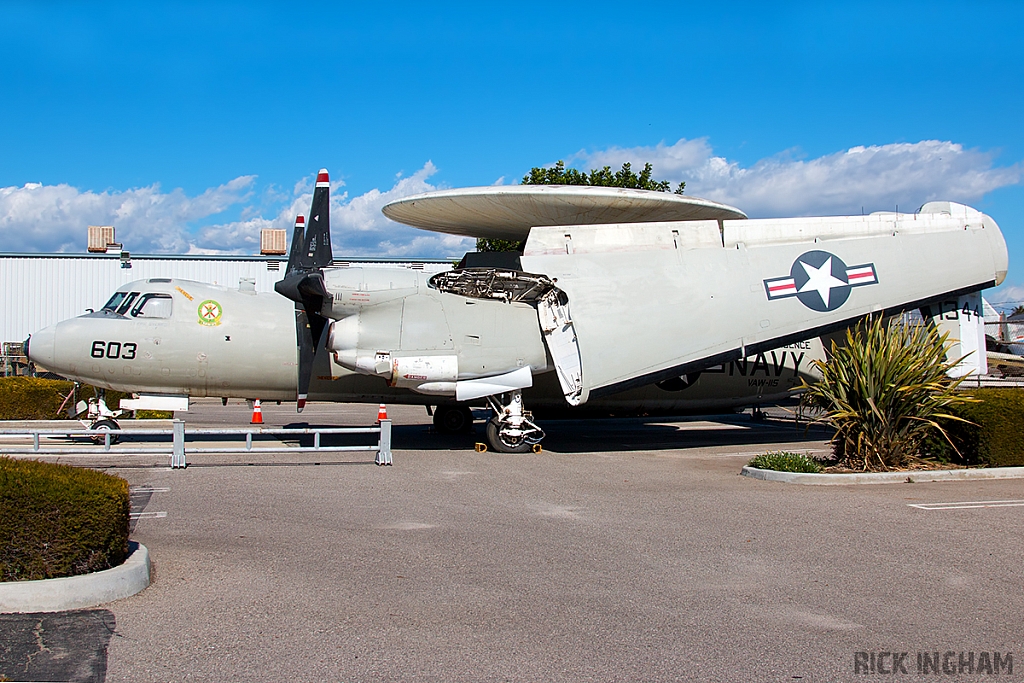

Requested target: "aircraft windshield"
[
  {"left": 130, "top": 293, "right": 173, "bottom": 319},
  {"left": 116, "top": 292, "right": 139, "bottom": 315},
  {"left": 100, "top": 290, "right": 160, "bottom": 317},
  {"left": 101, "top": 291, "right": 129, "bottom": 312}
]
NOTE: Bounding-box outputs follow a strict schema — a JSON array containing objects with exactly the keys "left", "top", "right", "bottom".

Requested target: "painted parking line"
[
  {"left": 130, "top": 486, "right": 170, "bottom": 493},
  {"left": 129, "top": 511, "right": 167, "bottom": 519},
  {"left": 908, "top": 499, "right": 1024, "bottom": 511}
]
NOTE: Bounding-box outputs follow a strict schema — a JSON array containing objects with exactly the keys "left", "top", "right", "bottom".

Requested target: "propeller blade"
[
  {"left": 295, "top": 308, "right": 314, "bottom": 412},
  {"left": 275, "top": 170, "right": 334, "bottom": 413},
  {"left": 303, "top": 168, "right": 332, "bottom": 269}
]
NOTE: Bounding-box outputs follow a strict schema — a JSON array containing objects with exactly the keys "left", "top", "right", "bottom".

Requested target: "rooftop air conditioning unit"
[
  {"left": 261, "top": 229, "right": 288, "bottom": 255},
  {"left": 88, "top": 225, "right": 116, "bottom": 253}
]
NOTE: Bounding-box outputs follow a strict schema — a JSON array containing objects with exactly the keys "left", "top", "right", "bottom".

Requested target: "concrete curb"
[
  {"left": 741, "top": 465, "right": 1024, "bottom": 485},
  {"left": 0, "top": 542, "right": 150, "bottom": 613}
]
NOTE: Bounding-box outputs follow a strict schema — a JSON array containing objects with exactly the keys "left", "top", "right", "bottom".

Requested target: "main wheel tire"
[
  {"left": 433, "top": 405, "right": 474, "bottom": 434},
  {"left": 485, "top": 418, "right": 532, "bottom": 454},
  {"left": 90, "top": 418, "right": 121, "bottom": 445}
]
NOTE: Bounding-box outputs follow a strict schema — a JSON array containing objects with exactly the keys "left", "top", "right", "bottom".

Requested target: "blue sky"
[{"left": 2, "top": 2, "right": 1023, "bottom": 305}]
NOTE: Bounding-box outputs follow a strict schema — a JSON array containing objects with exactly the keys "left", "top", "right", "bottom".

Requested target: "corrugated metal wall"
[{"left": 1, "top": 254, "right": 449, "bottom": 343}]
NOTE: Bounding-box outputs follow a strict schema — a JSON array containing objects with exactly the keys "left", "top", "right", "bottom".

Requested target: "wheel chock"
[
  {"left": 532, "top": 444, "right": 543, "bottom": 453},
  {"left": 474, "top": 442, "right": 488, "bottom": 452}
]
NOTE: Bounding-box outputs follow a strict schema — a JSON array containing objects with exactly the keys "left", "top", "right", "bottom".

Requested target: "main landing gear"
[
  {"left": 432, "top": 404, "right": 475, "bottom": 434},
  {"left": 432, "top": 392, "right": 545, "bottom": 453},
  {"left": 485, "top": 390, "right": 544, "bottom": 453}
]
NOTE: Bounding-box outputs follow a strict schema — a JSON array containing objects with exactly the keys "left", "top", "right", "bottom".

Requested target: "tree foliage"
[
  {"left": 799, "top": 316, "right": 976, "bottom": 471},
  {"left": 476, "top": 160, "right": 684, "bottom": 252},
  {"left": 521, "top": 160, "right": 686, "bottom": 194}
]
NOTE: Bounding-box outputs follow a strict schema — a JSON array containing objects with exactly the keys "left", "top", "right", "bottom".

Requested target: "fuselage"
[{"left": 26, "top": 277, "right": 823, "bottom": 413}]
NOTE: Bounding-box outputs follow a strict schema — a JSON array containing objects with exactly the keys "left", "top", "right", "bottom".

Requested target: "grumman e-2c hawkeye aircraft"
[{"left": 26, "top": 168, "right": 1007, "bottom": 452}]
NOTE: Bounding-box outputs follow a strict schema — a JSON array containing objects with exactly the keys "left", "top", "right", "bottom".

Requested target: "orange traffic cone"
[
  {"left": 251, "top": 399, "right": 264, "bottom": 425},
  {"left": 376, "top": 403, "right": 387, "bottom": 424}
]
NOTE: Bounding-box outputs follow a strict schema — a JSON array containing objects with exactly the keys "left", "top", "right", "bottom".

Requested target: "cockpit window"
[
  {"left": 101, "top": 291, "right": 129, "bottom": 312},
  {"left": 130, "top": 293, "right": 173, "bottom": 319},
  {"left": 116, "top": 292, "right": 140, "bottom": 315}
]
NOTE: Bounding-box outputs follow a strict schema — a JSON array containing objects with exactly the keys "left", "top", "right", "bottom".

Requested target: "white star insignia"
[{"left": 798, "top": 257, "right": 846, "bottom": 308}]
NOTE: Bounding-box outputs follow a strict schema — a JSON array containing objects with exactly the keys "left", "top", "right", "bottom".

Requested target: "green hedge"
[
  {"left": 0, "top": 457, "right": 130, "bottom": 581},
  {"left": 928, "top": 388, "right": 1024, "bottom": 467},
  {"left": 0, "top": 377, "right": 128, "bottom": 420}
]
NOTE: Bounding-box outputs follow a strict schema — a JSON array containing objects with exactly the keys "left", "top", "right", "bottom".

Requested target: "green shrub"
[
  {"left": 135, "top": 410, "right": 173, "bottom": 419},
  {"left": 748, "top": 451, "right": 823, "bottom": 473},
  {"left": 926, "top": 388, "right": 1024, "bottom": 467},
  {"left": 0, "top": 377, "right": 128, "bottom": 420},
  {"left": 0, "top": 457, "right": 130, "bottom": 581},
  {"left": 800, "top": 316, "right": 974, "bottom": 471}
]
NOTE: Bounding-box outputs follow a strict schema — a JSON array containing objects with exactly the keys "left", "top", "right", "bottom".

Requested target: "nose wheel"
[
  {"left": 89, "top": 418, "right": 121, "bottom": 445},
  {"left": 485, "top": 390, "right": 544, "bottom": 453}
]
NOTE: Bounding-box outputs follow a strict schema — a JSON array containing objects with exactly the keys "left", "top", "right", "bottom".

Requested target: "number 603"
[{"left": 91, "top": 341, "right": 137, "bottom": 360}]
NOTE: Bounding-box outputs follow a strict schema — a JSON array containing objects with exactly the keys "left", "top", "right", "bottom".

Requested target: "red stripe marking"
[{"left": 768, "top": 282, "right": 797, "bottom": 293}]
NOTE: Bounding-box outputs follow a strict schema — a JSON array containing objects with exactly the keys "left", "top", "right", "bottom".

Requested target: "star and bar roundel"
[{"left": 763, "top": 250, "right": 878, "bottom": 312}]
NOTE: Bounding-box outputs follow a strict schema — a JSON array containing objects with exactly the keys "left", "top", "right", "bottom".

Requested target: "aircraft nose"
[{"left": 26, "top": 325, "right": 57, "bottom": 369}]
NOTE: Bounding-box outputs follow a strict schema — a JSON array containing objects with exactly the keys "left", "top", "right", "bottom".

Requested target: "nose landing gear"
[{"left": 75, "top": 388, "right": 124, "bottom": 444}]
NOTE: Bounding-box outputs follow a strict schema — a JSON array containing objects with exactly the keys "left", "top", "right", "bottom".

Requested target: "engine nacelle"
[
  {"left": 326, "top": 290, "right": 544, "bottom": 399},
  {"left": 320, "top": 267, "right": 422, "bottom": 318}
]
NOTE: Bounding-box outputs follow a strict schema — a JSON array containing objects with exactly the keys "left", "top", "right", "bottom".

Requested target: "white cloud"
[
  {"left": 1, "top": 143, "right": 1016, "bottom": 261},
  {"left": 986, "top": 283, "right": 1024, "bottom": 314},
  {"left": 192, "top": 161, "right": 473, "bottom": 258},
  {"left": 0, "top": 177, "right": 256, "bottom": 253},
  {"left": 0, "top": 163, "right": 475, "bottom": 258},
  {"left": 571, "top": 138, "right": 1021, "bottom": 217}
]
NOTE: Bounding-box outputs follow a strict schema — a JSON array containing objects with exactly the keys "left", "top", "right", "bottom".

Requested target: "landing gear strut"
[
  {"left": 485, "top": 390, "right": 544, "bottom": 453},
  {"left": 79, "top": 389, "right": 123, "bottom": 444}
]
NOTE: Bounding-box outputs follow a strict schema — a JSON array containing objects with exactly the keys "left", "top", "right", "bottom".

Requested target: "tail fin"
[{"left": 302, "top": 169, "right": 332, "bottom": 268}]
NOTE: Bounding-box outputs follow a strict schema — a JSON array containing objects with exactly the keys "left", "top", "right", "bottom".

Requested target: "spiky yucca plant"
[{"left": 799, "top": 315, "right": 975, "bottom": 471}]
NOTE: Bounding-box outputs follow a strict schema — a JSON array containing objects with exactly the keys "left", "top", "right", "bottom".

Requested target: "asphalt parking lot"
[{"left": 3, "top": 402, "right": 1022, "bottom": 682}]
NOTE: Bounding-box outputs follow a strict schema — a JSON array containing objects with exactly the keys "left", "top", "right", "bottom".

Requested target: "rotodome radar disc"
[{"left": 382, "top": 185, "right": 747, "bottom": 241}]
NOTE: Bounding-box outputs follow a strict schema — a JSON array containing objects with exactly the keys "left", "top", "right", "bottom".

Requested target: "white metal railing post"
[
  {"left": 375, "top": 419, "right": 392, "bottom": 466},
  {"left": 2, "top": 423, "right": 390, "bottom": 463},
  {"left": 171, "top": 420, "right": 186, "bottom": 468}
]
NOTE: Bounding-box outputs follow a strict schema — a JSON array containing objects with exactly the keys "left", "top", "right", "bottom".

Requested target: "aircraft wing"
[{"left": 521, "top": 206, "right": 1007, "bottom": 403}]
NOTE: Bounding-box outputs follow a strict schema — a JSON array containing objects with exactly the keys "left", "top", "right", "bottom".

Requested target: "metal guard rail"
[{"left": 0, "top": 420, "right": 393, "bottom": 468}]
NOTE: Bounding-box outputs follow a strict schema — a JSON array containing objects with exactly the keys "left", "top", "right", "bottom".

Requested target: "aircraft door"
[{"left": 537, "top": 289, "right": 583, "bottom": 406}]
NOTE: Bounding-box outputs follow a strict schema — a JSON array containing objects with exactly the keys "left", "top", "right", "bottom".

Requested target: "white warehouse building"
[{"left": 0, "top": 250, "right": 449, "bottom": 361}]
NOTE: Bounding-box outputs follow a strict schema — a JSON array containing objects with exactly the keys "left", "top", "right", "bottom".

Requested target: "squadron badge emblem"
[
  {"left": 197, "top": 299, "right": 223, "bottom": 326},
  {"left": 763, "top": 250, "right": 877, "bottom": 312}
]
